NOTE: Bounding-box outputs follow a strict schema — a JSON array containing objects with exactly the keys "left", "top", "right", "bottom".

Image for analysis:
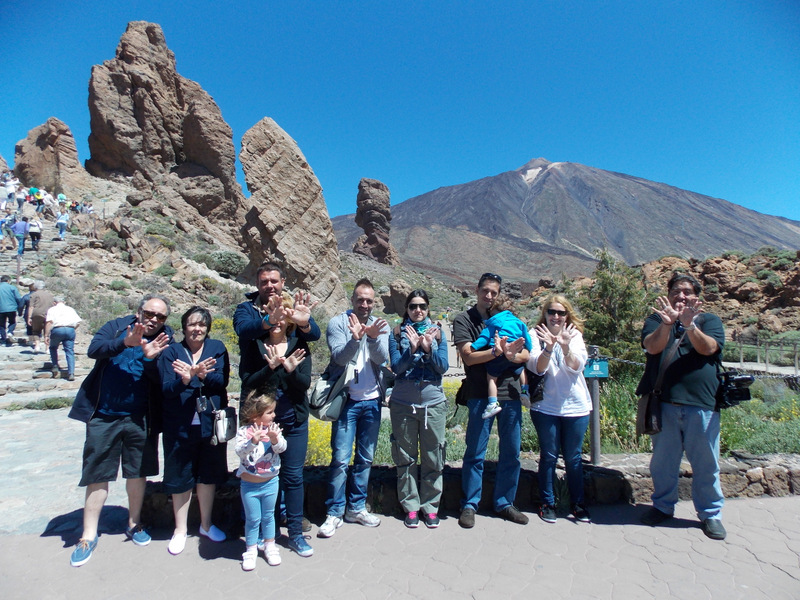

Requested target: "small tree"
[{"left": 578, "top": 248, "right": 653, "bottom": 376}]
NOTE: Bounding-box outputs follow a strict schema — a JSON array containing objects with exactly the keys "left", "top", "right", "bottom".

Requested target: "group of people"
[{"left": 66, "top": 263, "right": 729, "bottom": 570}]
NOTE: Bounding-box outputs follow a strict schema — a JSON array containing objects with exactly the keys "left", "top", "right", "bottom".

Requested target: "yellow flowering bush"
[{"left": 306, "top": 419, "right": 332, "bottom": 466}]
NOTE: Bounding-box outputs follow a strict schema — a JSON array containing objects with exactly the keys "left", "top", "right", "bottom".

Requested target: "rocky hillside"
[{"left": 333, "top": 158, "right": 800, "bottom": 284}]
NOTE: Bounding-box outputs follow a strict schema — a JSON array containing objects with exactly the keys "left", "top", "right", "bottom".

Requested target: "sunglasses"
[
  {"left": 408, "top": 303, "right": 428, "bottom": 311},
  {"left": 547, "top": 309, "right": 567, "bottom": 317},
  {"left": 479, "top": 272, "right": 503, "bottom": 285},
  {"left": 141, "top": 309, "right": 168, "bottom": 323}
]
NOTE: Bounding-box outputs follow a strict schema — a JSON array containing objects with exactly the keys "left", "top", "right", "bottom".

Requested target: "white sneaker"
[
  {"left": 265, "top": 544, "right": 281, "bottom": 566},
  {"left": 317, "top": 514, "right": 343, "bottom": 538},
  {"left": 344, "top": 509, "right": 381, "bottom": 527},
  {"left": 242, "top": 549, "right": 257, "bottom": 571},
  {"left": 167, "top": 533, "right": 187, "bottom": 555},
  {"left": 482, "top": 402, "right": 502, "bottom": 419}
]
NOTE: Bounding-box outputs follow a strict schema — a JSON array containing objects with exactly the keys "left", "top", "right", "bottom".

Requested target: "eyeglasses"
[
  {"left": 479, "top": 272, "right": 502, "bottom": 285},
  {"left": 546, "top": 309, "right": 567, "bottom": 317},
  {"left": 408, "top": 303, "right": 428, "bottom": 311},
  {"left": 141, "top": 309, "right": 168, "bottom": 323}
]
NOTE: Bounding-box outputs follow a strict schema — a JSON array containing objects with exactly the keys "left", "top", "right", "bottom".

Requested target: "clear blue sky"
[{"left": 2, "top": 1, "right": 799, "bottom": 221}]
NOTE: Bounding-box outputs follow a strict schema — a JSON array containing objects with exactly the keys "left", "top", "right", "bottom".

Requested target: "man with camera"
[{"left": 637, "top": 273, "right": 727, "bottom": 540}]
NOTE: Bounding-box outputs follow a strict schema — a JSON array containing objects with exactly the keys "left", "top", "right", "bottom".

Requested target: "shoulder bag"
[
  {"left": 309, "top": 335, "right": 367, "bottom": 421},
  {"left": 636, "top": 328, "right": 685, "bottom": 436}
]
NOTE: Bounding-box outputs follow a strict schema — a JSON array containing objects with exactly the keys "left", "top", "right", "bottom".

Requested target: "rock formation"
[
  {"left": 353, "top": 178, "right": 400, "bottom": 265},
  {"left": 380, "top": 279, "right": 413, "bottom": 315},
  {"left": 14, "top": 117, "right": 90, "bottom": 195},
  {"left": 239, "top": 117, "right": 347, "bottom": 312},
  {"left": 85, "top": 21, "right": 245, "bottom": 238},
  {"left": 0, "top": 154, "right": 8, "bottom": 172}
]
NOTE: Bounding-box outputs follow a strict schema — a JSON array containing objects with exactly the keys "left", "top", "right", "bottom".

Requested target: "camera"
[{"left": 715, "top": 371, "right": 754, "bottom": 410}]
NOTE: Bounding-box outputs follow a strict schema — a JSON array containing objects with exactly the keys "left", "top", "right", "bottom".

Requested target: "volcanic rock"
[
  {"left": 352, "top": 178, "right": 400, "bottom": 265},
  {"left": 14, "top": 117, "right": 91, "bottom": 195},
  {"left": 381, "top": 279, "right": 414, "bottom": 315},
  {"left": 0, "top": 154, "right": 8, "bottom": 172},
  {"left": 239, "top": 117, "right": 346, "bottom": 313},
  {"left": 85, "top": 21, "right": 245, "bottom": 239}
]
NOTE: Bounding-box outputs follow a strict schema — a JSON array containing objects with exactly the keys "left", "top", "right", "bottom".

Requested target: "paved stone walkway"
[{"left": 1, "top": 407, "right": 799, "bottom": 599}]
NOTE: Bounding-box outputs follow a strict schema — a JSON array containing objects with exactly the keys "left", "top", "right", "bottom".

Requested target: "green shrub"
[
  {"left": 772, "top": 258, "right": 793, "bottom": 271},
  {"left": 195, "top": 251, "right": 248, "bottom": 277},
  {"left": 109, "top": 280, "right": 130, "bottom": 291},
  {"left": 145, "top": 222, "right": 175, "bottom": 237},
  {"left": 154, "top": 265, "right": 177, "bottom": 278},
  {"left": 102, "top": 230, "right": 126, "bottom": 251}
]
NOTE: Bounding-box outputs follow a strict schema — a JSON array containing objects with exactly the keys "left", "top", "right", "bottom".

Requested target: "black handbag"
[{"left": 636, "top": 330, "right": 685, "bottom": 436}]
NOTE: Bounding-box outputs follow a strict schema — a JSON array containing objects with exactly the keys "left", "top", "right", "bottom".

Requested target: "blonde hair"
[
  {"left": 536, "top": 294, "right": 585, "bottom": 333},
  {"left": 240, "top": 390, "right": 277, "bottom": 424},
  {"left": 278, "top": 291, "right": 297, "bottom": 334}
]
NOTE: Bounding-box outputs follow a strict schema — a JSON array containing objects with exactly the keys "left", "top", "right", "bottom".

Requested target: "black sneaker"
[
  {"left": 539, "top": 504, "right": 557, "bottom": 524},
  {"left": 458, "top": 507, "right": 476, "bottom": 529},
  {"left": 423, "top": 513, "right": 440, "bottom": 529},
  {"left": 571, "top": 503, "right": 591, "bottom": 523},
  {"left": 640, "top": 506, "right": 673, "bottom": 527},
  {"left": 404, "top": 511, "right": 420, "bottom": 529},
  {"left": 498, "top": 505, "right": 529, "bottom": 525},
  {"left": 701, "top": 518, "right": 727, "bottom": 540}
]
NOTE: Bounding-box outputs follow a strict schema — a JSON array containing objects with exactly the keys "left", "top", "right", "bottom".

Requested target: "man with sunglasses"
[
  {"left": 453, "top": 273, "right": 530, "bottom": 528},
  {"left": 637, "top": 273, "right": 727, "bottom": 540},
  {"left": 68, "top": 295, "right": 173, "bottom": 566}
]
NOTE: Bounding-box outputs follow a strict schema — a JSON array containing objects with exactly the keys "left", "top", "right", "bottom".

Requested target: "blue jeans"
[
  {"left": 49, "top": 326, "right": 76, "bottom": 375},
  {"left": 650, "top": 403, "right": 724, "bottom": 521},
  {"left": 0, "top": 311, "right": 16, "bottom": 342},
  {"left": 326, "top": 398, "right": 381, "bottom": 517},
  {"left": 461, "top": 397, "right": 522, "bottom": 512},
  {"left": 57, "top": 222, "right": 67, "bottom": 239},
  {"left": 241, "top": 476, "right": 279, "bottom": 547},
  {"left": 530, "top": 411, "right": 590, "bottom": 506},
  {"left": 276, "top": 417, "right": 308, "bottom": 537}
]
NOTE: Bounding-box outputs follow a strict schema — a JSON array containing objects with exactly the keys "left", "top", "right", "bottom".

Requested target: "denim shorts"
[{"left": 79, "top": 413, "right": 158, "bottom": 486}]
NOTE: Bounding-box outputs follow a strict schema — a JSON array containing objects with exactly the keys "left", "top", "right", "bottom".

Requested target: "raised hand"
[
  {"left": 142, "top": 331, "right": 170, "bottom": 359},
  {"left": 652, "top": 295, "right": 680, "bottom": 325},
  {"left": 285, "top": 291, "right": 319, "bottom": 328},
  {"left": 280, "top": 348, "right": 306, "bottom": 373},
  {"left": 405, "top": 325, "right": 421, "bottom": 353},
  {"left": 365, "top": 318, "right": 389, "bottom": 339},
  {"left": 124, "top": 322, "right": 147, "bottom": 347},
  {"left": 348, "top": 312, "right": 366, "bottom": 340},
  {"left": 192, "top": 357, "right": 217, "bottom": 380},
  {"left": 247, "top": 423, "right": 265, "bottom": 444},
  {"left": 556, "top": 323, "right": 579, "bottom": 347},
  {"left": 265, "top": 422, "right": 282, "bottom": 444},
  {"left": 420, "top": 326, "right": 440, "bottom": 354},
  {"left": 262, "top": 295, "right": 286, "bottom": 329},
  {"left": 172, "top": 359, "right": 193, "bottom": 384},
  {"left": 534, "top": 323, "right": 557, "bottom": 350},
  {"left": 262, "top": 344, "right": 284, "bottom": 369}
]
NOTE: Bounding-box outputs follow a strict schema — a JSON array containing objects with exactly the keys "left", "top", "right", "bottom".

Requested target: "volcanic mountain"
[{"left": 333, "top": 158, "right": 800, "bottom": 285}]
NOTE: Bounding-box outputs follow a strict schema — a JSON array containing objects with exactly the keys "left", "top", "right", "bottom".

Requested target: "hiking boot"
[
  {"left": 640, "top": 506, "right": 673, "bottom": 527},
  {"left": 571, "top": 503, "right": 591, "bottom": 523},
  {"left": 70, "top": 537, "right": 98, "bottom": 567},
  {"left": 125, "top": 524, "right": 151, "bottom": 546},
  {"left": 287, "top": 534, "right": 314, "bottom": 557},
  {"left": 539, "top": 504, "right": 557, "bottom": 524},
  {"left": 345, "top": 509, "right": 381, "bottom": 527},
  {"left": 482, "top": 402, "right": 502, "bottom": 419},
  {"left": 404, "top": 511, "right": 420, "bottom": 528},
  {"left": 317, "top": 514, "right": 343, "bottom": 538},
  {"left": 498, "top": 505, "right": 529, "bottom": 525},
  {"left": 459, "top": 507, "right": 476, "bottom": 529},
  {"left": 423, "top": 513, "right": 440, "bottom": 529},
  {"left": 701, "top": 518, "right": 727, "bottom": 540}
]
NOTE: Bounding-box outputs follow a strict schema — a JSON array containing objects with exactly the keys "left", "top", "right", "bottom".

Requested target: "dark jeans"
[
  {"left": 0, "top": 311, "right": 16, "bottom": 342},
  {"left": 275, "top": 417, "right": 308, "bottom": 538},
  {"left": 530, "top": 410, "right": 590, "bottom": 506}
]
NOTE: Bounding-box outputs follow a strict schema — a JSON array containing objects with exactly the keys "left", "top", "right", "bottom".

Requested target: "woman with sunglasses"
[
  {"left": 159, "top": 306, "right": 230, "bottom": 555},
  {"left": 526, "top": 295, "right": 592, "bottom": 524},
  {"left": 388, "top": 290, "right": 449, "bottom": 529}
]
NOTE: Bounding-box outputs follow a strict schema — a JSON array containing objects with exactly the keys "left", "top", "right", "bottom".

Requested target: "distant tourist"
[
  {"left": 317, "top": 279, "right": 390, "bottom": 539},
  {"left": 45, "top": 296, "right": 82, "bottom": 380},
  {"left": 454, "top": 272, "right": 529, "bottom": 528},
  {"left": 55, "top": 209, "right": 70, "bottom": 240},
  {"left": 233, "top": 261, "right": 319, "bottom": 558},
  {"left": 158, "top": 306, "right": 230, "bottom": 556},
  {"left": 637, "top": 273, "right": 727, "bottom": 540},
  {"left": 27, "top": 215, "right": 43, "bottom": 251},
  {"left": 388, "top": 289, "right": 449, "bottom": 529},
  {"left": 0, "top": 275, "right": 23, "bottom": 346},
  {"left": 67, "top": 294, "right": 173, "bottom": 567},
  {"left": 526, "top": 295, "right": 592, "bottom": 524},
  {"left": 10, "top": 216, "right": 29, "bottom": 255},
  {"left": 28, "top": 281, "right": 55, "bottom": 353}
]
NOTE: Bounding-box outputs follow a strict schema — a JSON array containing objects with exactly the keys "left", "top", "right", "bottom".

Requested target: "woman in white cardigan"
[{"left": 526, "top": 294, "right": 592, "bottom": 525}]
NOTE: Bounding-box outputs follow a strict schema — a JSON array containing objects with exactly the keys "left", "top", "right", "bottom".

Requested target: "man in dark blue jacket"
[{"left": 68, "top": 294, "right": 172, "bottom": 567}]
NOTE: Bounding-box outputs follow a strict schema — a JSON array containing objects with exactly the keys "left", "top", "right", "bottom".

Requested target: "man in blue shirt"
[{"left": 68, "top": 295, "right": 173, "bottom": 566}]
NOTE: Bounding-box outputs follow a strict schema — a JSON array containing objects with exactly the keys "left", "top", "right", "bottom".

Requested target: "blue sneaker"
[
  {"left": 287, "top": 534, "right": 314, "bottom": 557},
  {"left": 70, "top": 537, "right": 98, "bottom": 567},
  {"left": 125, "top": 524, "right": 151, "bottom": 546}
]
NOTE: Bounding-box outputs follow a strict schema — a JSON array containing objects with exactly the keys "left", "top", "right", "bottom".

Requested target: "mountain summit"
[{"left": 333, "top": 158, "right": 800, "bottom": 284}]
